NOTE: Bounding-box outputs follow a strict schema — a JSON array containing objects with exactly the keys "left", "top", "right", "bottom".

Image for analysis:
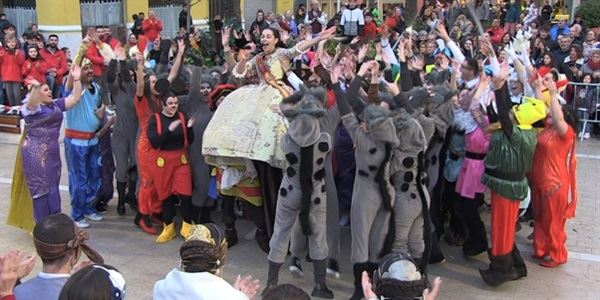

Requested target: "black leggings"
[
  {"left": 460, "top": 193, "right": 488, "bottom": 249},
  {"left": 162, "top": 195, "right": 200, "bottom": 225}
]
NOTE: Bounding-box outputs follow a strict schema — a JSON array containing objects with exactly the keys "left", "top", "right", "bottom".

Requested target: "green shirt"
[{"left": 482, "top": 126, "right": 537, "bottom": 200}]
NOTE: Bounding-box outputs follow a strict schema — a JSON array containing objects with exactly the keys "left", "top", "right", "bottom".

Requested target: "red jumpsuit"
[
  {"left": 135, "top": 95, "right": 161, "bottom": 216},
  {"left": 530, "top": 125, "right": 578, "bottom": 266}
]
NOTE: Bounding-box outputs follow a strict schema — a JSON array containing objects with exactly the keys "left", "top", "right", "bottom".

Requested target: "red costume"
[
  {"left": 135, "top": 96, "right": 161, "bottom": 217},
  {"left": 530, "top": 126, "right": 577, "bottom": 267},
  {"left": 147, "top": 112, "right": 192, "bottom": 200},
  {"left": 0, "top": 48, "right": 25, "bottom": 82},
  {"left": 85, "top": 44, "right": 105, "bottom": 77}
]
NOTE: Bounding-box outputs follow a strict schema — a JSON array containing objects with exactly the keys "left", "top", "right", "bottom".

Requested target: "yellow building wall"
[
  {"left": 125, "top": 0, "right": 149, "bottom": 23},
  {"left": 276, "top": 0, "right": 294, "bottom": 14},
  {"left": 36, "top": 0, "right": 81, "bottom": 26},
  {"left": 190, "top": 0, "right": 209, "bottom": 20}
]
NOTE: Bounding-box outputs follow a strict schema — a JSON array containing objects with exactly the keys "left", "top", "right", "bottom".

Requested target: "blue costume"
[{"left": 64, "top": 82, "right": 102, "bottom": 222}]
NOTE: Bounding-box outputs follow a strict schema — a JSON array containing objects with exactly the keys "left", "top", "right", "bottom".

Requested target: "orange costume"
[
  {"left": 135, "top": 96, "right": 161, "bottom": 224},
  {"left": 530, "top": 126, "right": 578, "bottom": 267}
]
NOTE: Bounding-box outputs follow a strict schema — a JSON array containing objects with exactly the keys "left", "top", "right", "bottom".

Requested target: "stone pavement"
[{"left": 1, "top": 132, "right": 599, "bottom": 300}]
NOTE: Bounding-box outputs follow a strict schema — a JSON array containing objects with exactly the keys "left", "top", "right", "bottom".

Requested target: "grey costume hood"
[{"left": 281, "top": 86, "right": 327, "bottom": 147}]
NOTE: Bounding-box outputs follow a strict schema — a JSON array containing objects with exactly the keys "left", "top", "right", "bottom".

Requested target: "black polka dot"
[
  {"left": 431, "top": 155, "right": 437, "bottom": 166},
  {"left": 314, "top": 169, "right": 325, "bottom": 180},
  {"left": 404, "top": 171, "right": 414, "bottom": 182},
  {"left": 402, "top": 158, "right": 414, "bottom": 168},
  {"left": 410, "top": 193, "right": 417, "bottom": 199},
  {"left": 358, "top": 170, "right": 369, "bottom": 177},
  {"left": 287, "top": 167, "right": 296, "bottom": 178},
  {"left": 285, "top": 153, "right": 298, "bottom": 165},
  {"left": 369, "top": 148, "right": 377, "bottom": 154},
  {"left": 316, "top": 157, "right": 324, "bottom": 165},
  {"left": 401, "top": 183, "right": 409, "bottom": 192},
  {"left": 314, "top": 197, "right": 321, "bottom": 204},
  {"left": 288, "top": 185, "right": 293, "bottom": 191},
  {"left": 280, "top": 188, "right": 287, "bottom": 196},
  {"left": 318, "top": 142, "right": 329, "bottom": 152},
  {"left": 368, "top": 165, "right": 377, "bottom": 171},
  {"left": 321, "top": 185, "right": 326, "bottom": 193}
]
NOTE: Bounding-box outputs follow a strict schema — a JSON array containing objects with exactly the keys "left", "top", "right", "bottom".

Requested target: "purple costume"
[{"left": 21, "top": 98, "right": 66, "bottom": 222}]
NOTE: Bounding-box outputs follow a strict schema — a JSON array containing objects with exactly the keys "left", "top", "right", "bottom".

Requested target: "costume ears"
[{"left": 154, "top": 78, "right": 171, "bottom": 94}]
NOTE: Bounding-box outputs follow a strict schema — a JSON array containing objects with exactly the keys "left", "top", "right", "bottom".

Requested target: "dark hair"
[
  {"left": 49, "top": 34, "right": 59, "bottom": 40},
  {"left": 464, "top": 57, "right": 480, "bottom": 74},
  {"left": 33, "top": 213, "right": 77, "bottom": 265},
  {"left": 132, "top": 14, "right": 138, "bottom": 20},
  {"left": 25, "top": 45, "right": 40, "bottom": 60},
  {"left": 261, "top": 27, "right": 286, "bottom": 48},
  {"left": 562, "top": 105, "right": 580, "bottom": 132},
  {"left": 179, "top": 224, "right": 227, "bottom": 274},
  {"left": 139, "top": 12, "right": 145, "bottom": 16},
  {"left": 59, "top": 264, "right": 123, "bottom": 300},
  {"left": 570, "top": 44, "right": 583, "bottom": 59},
  {"left": 263, "top": 284, "right": 310, "bottom": 300},
  {"left": 61, "top": 46, "right": 70, "bottom": 52},
  {"left": 159, "top": 90, "right": 177, "bottom": 105}
]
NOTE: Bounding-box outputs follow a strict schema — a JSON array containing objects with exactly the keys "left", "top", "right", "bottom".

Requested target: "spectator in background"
[
  {"left": 22, "top": 45, "right": 47, "bottom": 84},
  {"left": 179, "top": 4, "right": 193, "bottom": 31},
  {"left": 384, "top": 6, "right": 406, "bottom": 35},
  {"left": 549, "top": 17, "right": 570, "bottom": 41},
  {"left": 131, "top": 13, "right": 143, "bottom": 37},
  {"left": 249, "top": 10, "right": 269, "bottom": 35},
  {"left": 0, "top": 36, "right": 25, "bottom": 106},
  {"left": 553, "top": 35, "right": 572, "bottom": 68},
  {"left": 101, "top": 26, "right": 121, "bottom": 50},
  {"left": 503, "top": 0, "right": 520, "bottom": 36},
  {"left": 295, "top": 4, "right": 306, "bottom": 28},
  {"left": 540, "top": 0, "right": 553, "bottom": 24},
  {"left": 570, "top": 24, "right": 584, "bottom": 46},
  {"left": 583, "top": 31, "right": 600, "bottom": 60},
  {"left": 143, "top": 10, "right": 163, "bottom": 45},
  {"left": 361, "top": 11, "right": 378, "bottom": 40},
  {"left": 284, "top": 10, "right": 298, "bottom": 37},
  {"left": 40, "top": 34, "right": 68, "bottom": 98},
  {"left": 340, "top": 0, "right": 365, "bottom": 38},
  {"left": 305, "top": 0, "right": 327, "bottom": 36},
  {"left": 2, "top": 23, "right": 17, "bottom": 45}
]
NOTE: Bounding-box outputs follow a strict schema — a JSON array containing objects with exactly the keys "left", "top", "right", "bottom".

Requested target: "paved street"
[{"left": 1, "top": 131, "right": 599, "bottom": 300}]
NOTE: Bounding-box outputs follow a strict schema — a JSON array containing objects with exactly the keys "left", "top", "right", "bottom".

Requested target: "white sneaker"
[
  {"left": 578, "top": 132, "right": 584, "bottom": 138},
  {"left": 85, "top": 213, "right": 104, "bottom": 222},
  {"left": 75, "top": 219, "right": 90, "bottom": 228},
  {"left": 584, "top": 132, "right": 590, "bottom": 139}
]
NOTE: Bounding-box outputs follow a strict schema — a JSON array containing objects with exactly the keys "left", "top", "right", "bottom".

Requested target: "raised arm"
[
  {"left": 295, "top": 26, "right": 336, "bottom": 53},
  {"left": 64, "top": 65, "right": 84, "bottom": 110},
  {"left": 135, "top": 52, "right": 145, "bottom": 97},
  {"left": 543, "top": 75, "right": 568, "bottom": 136},
  {"left": 167, "top": 39, "right": 185, "bottom": 83},
  {"left": 106, "top": 59, "right": 119, "bottom": 84}
]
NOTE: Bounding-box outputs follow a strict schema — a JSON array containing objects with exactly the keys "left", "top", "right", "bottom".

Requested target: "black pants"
[
  {"left": 445, "top": 180, "right": 468, "bottom": 238},
  {"left": 254, "top": 161, "right": 283, "bottom": 237},
  {"left": 162, "top": 195, "right": 199, "bottom": 225},
  {"left": 460, "top": 193, "right": 488, "bottom": 251}
]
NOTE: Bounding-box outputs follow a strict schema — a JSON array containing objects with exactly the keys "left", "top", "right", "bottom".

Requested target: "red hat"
[{"left": 208, "top": 84, "right": 237, "bottom": 111}]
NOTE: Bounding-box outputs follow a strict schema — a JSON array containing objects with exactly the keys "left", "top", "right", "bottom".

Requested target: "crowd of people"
[{"left": 1, "top": 0, "right": 592, "bottom": 299}]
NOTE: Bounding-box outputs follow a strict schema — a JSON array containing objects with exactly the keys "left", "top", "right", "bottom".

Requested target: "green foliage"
[{"left": 577, "top": 1, "right": 600, "bottom": 28}]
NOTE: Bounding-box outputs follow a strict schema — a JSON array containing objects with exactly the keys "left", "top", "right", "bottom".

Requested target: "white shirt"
[{"left": 153, "top": 268, "right": 248, "bottom": 300}]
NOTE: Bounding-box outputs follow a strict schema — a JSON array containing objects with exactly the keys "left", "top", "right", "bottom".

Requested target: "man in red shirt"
[
  {"left": 142, "top": 10, "right": 163, "bottom": 48},
  {"left": 84, "top": 27, "right": 109, "bottom": 103},
  {"left": 39, "top": 34, "right": 67, "bottom": 98}
]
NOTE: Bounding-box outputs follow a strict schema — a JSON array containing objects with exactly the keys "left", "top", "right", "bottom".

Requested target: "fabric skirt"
[{"left": 151, "top": 149, "right": 192, "bottom": 201}]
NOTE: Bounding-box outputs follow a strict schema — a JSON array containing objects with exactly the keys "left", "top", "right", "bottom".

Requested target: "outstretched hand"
[
  {"left": 423, "top": 277, "right": 443, "bottom": 300},
  {"left": 361, "top": 271, "right": 377, "bottom": 299},
  {"left": 234, "top": 274, "right": 260, "bottom": 299}
]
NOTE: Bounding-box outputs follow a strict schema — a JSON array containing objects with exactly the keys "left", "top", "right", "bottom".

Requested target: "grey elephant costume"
[
  {"left": 289, "top": 88, "right": 341, "bottom": 277},
  {"left": 106, "top": 59, "right": 139, "bottom": 215},
  {"left": 178, "top": 68, "right": 215, "bottom": 222},
  {"left": 390, "top": 109, "right": 435, "bottom": 260},
  {"left": 265, "top": 86, "right": 335, "bottom": 299},
  {"left": 338, "top": 75, "right": 400, "bottom": 300}
]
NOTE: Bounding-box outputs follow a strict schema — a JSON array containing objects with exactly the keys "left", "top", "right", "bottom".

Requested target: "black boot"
[
  {"left": 429, "top": 233, "right": 446, "bottom": 264},
  {"left": 225, "top": 223, "right": 238, "bottom": 248},
  {"left": 326, "top": 258, "right": 340, "bottom": 279},
  {"left": 350, "top": 263, "right": 369, "bottom": 300},
  {"left": 255, "top": 228, "right": 270, "bottom": 254},
  {"left": 261, "top": 260, "right": 282, "bottom": 296},
  {"left": 511, "top": 245, "right": 527, "bottom": 280},
  {"left": 126, "top": 180, "right": 138, "bottom": 212},
  {"left": 311, "top": 259, "right": 334, "bottom": 299},
  {"left": 479, "top": 253, "right": 518, "bottom": 287},
  {"left": 94, "top": 197, "right": 107, "bottom": 212},
  {"left": 116, "top": 181, "right": 127, "bottom": 215}
]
